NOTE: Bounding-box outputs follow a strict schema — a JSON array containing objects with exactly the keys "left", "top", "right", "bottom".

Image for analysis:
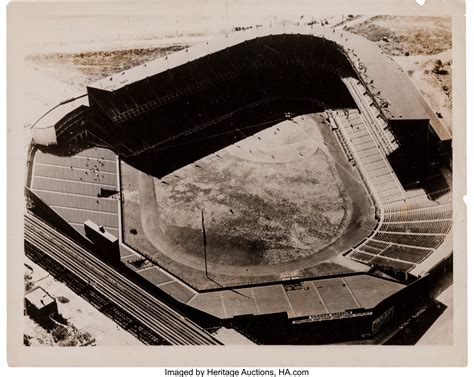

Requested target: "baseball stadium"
[{"left": 25, "top": 24, "right": 453, "bottom": 344}]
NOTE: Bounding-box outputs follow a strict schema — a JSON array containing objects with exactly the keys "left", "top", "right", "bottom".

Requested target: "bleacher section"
[
  {"left": 379, "top": 219, "right": 452, "bottom": 234},
  {"left": 30, "top": 148, "right": 120, "bottom": 238},
  {"left": 329, "top": 91, "right": 452, "bottom": 275},
  {"left": 342, "top": 77, "right": 399, "bottom": 155},
  {"left": 331, "top": 108, "right": 406, "bottom": 206}
]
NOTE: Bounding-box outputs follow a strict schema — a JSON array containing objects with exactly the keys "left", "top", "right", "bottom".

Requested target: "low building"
[
  {"left": 25, "top": 286, "right": 58, "bottom": 325},
  {"left": 84, "top": 219, "right": 120, "bottom": 263}
]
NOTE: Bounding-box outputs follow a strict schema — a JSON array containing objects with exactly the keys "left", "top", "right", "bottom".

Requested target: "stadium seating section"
[
  {"left": 331, "top": 79, "right": 452, "bottom": 274},
  {"left": 46, "top": 33, "right": 452, "bottom": 277}
]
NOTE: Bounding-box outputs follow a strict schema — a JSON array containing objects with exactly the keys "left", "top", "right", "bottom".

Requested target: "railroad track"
[{"left": 24, "top": 212, "right": 222, "bottom": 345}]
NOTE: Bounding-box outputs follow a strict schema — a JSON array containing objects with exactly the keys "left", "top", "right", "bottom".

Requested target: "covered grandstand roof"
[
  {"left": 88, "top": 24, "right": 451, "bottom": 141},
  {"left": 31, "top": 95, "right": 89, "bottom": 130}
]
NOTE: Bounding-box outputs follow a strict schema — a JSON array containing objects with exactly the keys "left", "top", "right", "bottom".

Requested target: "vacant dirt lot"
[
  {"left": 347, "top": 16, "right": 451, "bottom": 56},
  {"left": 393, "top": 50, "right": 452, "bottom": 131},
  {"left": 27, "top": 45, "right": 186, "bottom": 89}
]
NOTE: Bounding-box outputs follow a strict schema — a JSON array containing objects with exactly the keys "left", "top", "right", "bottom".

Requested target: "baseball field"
[{"left": 121, "top": 112, "right": 376, "bottom": 290}]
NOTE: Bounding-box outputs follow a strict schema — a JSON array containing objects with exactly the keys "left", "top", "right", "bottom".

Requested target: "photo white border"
[{"left": 5, "top": 0, "right": 468, "bottom": 367}]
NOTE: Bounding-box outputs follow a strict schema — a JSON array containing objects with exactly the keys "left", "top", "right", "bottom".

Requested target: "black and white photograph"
[{"left": 6, "top": 0, "right": 467, "bottom": 366}]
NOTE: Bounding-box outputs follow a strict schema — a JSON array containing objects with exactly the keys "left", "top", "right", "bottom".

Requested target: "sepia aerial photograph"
[{"left": 8, "top": 0, "right": 463, "bottom": 357}]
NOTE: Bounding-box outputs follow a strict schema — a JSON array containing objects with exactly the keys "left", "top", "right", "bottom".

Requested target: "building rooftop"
[
  {"left": 25, "top": 286, "right": 56, "bottom": 309},
  {"left": 84, "top": 219, "right": 118, "bottom": 243},
  {"left": 31, "top": 95, "right": 88, "bottom": 130}
]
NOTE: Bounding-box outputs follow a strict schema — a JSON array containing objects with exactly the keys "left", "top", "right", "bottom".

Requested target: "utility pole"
[{"left": 201, "top": 209, "right": 208, "bottom": 277}]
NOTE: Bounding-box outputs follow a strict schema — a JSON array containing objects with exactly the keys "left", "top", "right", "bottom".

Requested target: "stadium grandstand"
[
  {"left": 26, "top": 23, "right": 453, "bottom": 343},
  {"left": 330, "top": 106, "right": 451, "bottom": 277}
]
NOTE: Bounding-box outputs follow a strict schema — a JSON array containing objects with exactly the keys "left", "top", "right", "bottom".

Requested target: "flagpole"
[{"left": 201, "top": 209, "right": 208, "bottom": 278}]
